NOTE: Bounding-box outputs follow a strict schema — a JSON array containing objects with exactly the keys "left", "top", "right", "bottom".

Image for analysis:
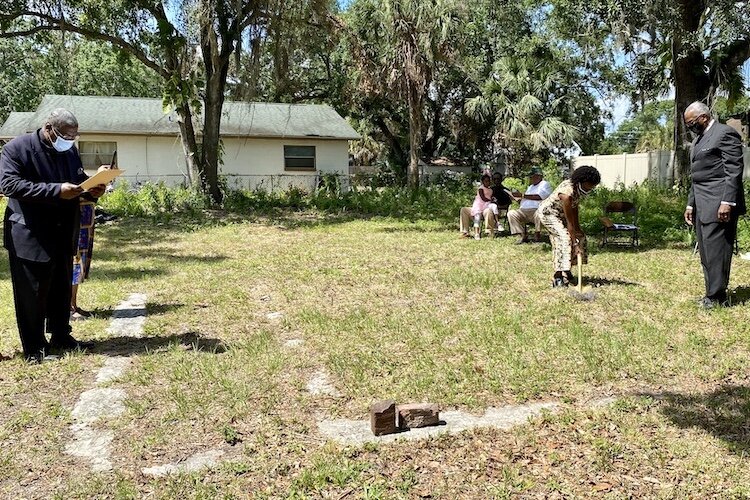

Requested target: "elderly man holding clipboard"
[{"left": 0, "top": 108, "right": 118, "bottom": 362}]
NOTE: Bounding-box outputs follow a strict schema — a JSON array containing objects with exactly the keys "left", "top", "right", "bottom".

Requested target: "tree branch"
[
  {"left": 0, "top": 11, "right": 169, "bottom": 79},
  {"left": 717, "top": 38, "right": 750, "bottom": 74}
]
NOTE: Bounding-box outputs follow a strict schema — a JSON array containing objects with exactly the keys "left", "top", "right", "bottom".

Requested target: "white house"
[{"left": 0, "top": 94, "right": 360, "bottom": 191}]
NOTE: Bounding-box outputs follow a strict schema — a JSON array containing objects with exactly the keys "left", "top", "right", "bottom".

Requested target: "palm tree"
[
  {"left": 465, "top": 49, "right": 581, "bottom": 174},
  {"left": 347, "top": 0, "right": 463, "bottom": 188}
]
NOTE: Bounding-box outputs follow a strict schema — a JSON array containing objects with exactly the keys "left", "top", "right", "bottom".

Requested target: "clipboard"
[{"left": 80, "top": 168, "right": 124, "bottom": 190}]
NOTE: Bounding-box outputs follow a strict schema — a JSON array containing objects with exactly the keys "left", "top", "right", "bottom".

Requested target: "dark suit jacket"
[
  {"left": 1, "top": 130, "right": 87, "bottom": 262},
  {"left": 688, "top": 122, "right": 746, "bottom": 224},
  {"left": 492, "top": 184, "right": 512, "bottom": 207}
]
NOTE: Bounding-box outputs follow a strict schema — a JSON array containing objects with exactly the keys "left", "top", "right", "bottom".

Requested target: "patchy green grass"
[{"left": 1, "top": 212, "right": 750, "bottom": 498}]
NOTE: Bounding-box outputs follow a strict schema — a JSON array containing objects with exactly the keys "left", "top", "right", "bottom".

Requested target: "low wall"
[{"left": 573, "top": 148, "right": 750, "bottom": 188}]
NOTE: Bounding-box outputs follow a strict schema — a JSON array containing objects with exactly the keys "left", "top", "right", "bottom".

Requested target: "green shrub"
[
  {"left": 95, "top": 179, "right": 719, "bottom": 248},
  {"left": 98, "top": 182, "right": 208, "bottom": 220},
  {"left": 579, "top": 181, "right": 687, "bottom": 246}
]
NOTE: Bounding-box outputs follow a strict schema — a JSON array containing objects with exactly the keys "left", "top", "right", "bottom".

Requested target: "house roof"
[
  {"left": 2, "top": 95, "right": 360, "bottom": 140},
  {"left": 0, "top": 112, "right": 36, "bottom": 140}
]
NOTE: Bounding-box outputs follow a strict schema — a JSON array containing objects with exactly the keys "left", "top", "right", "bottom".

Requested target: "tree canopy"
[{"left": 1, "top": 0, "right": 749, "bottom": 193}]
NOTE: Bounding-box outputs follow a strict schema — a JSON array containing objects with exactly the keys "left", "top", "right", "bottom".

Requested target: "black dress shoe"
[
  {"left": 699, "top": 297, "right": 727, "bottom": 310},
  {"left": 49, "top": 334, "right": 93, "bottom": 350}
]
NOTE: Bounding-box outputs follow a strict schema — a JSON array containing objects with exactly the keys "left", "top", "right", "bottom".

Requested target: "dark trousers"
[
  {"left": 8, "top": 253, "right": 72, "bottom": 357},
  {"left": 695, "top": 218, "right": 738, "bottom": 301}
]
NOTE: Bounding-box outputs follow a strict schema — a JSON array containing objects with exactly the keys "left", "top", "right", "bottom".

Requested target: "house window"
[
  {"left": 284, "top": 145, "right": 316, "bottom": 171},
  {"left": 78, "top": 141, "right": 117, "bottom": 170}
]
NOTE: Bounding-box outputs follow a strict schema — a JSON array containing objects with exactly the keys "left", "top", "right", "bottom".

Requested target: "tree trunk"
[
  {"left": 407, "top": 82, "right": 422, "bottom": 189},
  {"left": 202, "top": 78, "right": 225, "bottom": 204},
  {"left": 422, "top": 94, "right": 441, "bottom": 158},
  {"left": 671, "top": 1, "right": 710, "bottom": 187},
  {"left": 199, "top": 11, "right": 234, "bottom": 206},
  {"left": 175, "top": 102, "right": 201, "bottom": 187}
]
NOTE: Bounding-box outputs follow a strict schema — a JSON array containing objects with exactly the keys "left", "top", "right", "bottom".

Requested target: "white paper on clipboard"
[{"left": 80, "top": 169, "right": 124, "bottom": 191}]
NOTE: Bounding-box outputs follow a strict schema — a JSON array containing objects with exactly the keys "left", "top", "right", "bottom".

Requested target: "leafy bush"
[
  {"left": 502, "top": 177, "right": 525, "bottom": 194},
  {"left": 578, "top": 181, "right": 687, "bottom": 246},
  {"left": 317, "top": 172, "right": 342, "bottom": 197},
  {"left": 431, "top": 169, "right": 472, "bottom": 191},
  {"left": 98, "top": 182, "right": 208, "bottom": 220},
  {"left": 97, "top": 179, "right": 728, "bottom": 248}
]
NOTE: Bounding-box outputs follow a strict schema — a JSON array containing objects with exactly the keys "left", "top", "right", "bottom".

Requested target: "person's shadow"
[
  {"left": 90, "top": 331, "right": 227, "bottom": 357},
  {"left": 2, "top": 331, "right": 227, "bottom": 363},
  {"left": 729, "top": 287, "right": 750, "bottom": 306},
  {"left": 583, "top": 276, "right": 641, "bottom": 287},
  {"left": 642, "top": 385, "right": 750, "bottom": 455}
]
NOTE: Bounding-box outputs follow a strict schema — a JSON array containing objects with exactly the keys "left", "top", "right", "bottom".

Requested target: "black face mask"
[{"left": 687, "top": 118, "right": 706, "bottom": 136}]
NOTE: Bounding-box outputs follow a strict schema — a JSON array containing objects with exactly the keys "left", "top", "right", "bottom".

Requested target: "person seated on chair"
[
  {"left": 508, "top": 167, "right": 552, "bottom": 244},
  {"left": 460, "top": 174, "right": 493, "bottom": 239},
  {"left": 484, "top": 171, "right": 512, "bottom": 234},
  {"left": 469, "top": 174, "right": 497, "bottom": 239},
  {"left": 458, "top": 172, "right": 510, "bottom": 238},
  {"left": 459, "top": 171, "right": 510, "bottom": 238}
]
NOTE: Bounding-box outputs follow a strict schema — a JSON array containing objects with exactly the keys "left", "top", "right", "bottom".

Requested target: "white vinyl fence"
[{"left": 573, "top": 148, "right": 750, "bottom": 188}]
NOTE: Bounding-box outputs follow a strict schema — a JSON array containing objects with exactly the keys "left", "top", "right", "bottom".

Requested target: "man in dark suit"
[
  {"left": 683, "top": 101, "right": 746, "bottom": 309},
  {"left": 0, "top": 108, "right": 105, "bottom": 362}
]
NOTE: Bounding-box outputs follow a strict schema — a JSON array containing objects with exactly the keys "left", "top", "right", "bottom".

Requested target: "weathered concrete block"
[
  {"left": 370, "top": 400, "right": 397, "bottom": 436},
  {"left": 397, "top": 403, "right": 440, "bottom": 429}
]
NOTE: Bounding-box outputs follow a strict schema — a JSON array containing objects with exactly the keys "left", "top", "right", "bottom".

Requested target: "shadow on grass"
[
  {"left": 93, "top": 209, "right": 697, "bottom": 250},
  {"left": 95, "top": 267, "right": 167, "bottom": 280},
  {"left": 376, "top": 224, "right": 454, "bottom": 233},
  {"left": 90, "top": 331, "right": 227, "bottom": 357},
  {"left": 1, "top": 332, "right": 227, "bottom": 363},
  {"left": 592, "top": 241, "right": 692, "bottom": 253},
  {"left": 84, "top": 302, "right": 186, "bottom": 319},
  {"left": 729, "top": 287, "right": 750, "bottom": 306},
  {"left": 146, "top": 302, "right": 187, "bottom": 315},
  {"left": 645, "top": 385, "right": 750, "bottom": 455},
  {"left": 584, "top": 276, "right": 642, "bottom": 287},
  {"left": 94, "top": 247, "right": 228, "bottom": 265},
  {"left": 99, "top": 210, "right": 376, "bottom": 233}
]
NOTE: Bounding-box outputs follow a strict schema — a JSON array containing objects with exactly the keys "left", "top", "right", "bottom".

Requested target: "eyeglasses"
[
  {"left": 51, "top": 125, "right": 79, "bottom": 141},
  {"left": 685, "top": 114, "right": 707, "bottom": 128}
]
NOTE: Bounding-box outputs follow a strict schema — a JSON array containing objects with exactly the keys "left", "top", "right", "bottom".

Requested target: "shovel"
[{"left": 570, "top": 247, "right": 596, "bottom": 301}]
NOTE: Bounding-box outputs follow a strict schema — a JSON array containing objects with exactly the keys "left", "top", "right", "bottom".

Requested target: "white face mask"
[
  {"left": 578, "top": 184, "right": 592, "bottom": 196},
  {"left": 52, "top": 136, "right": 76, "bottom": 152}
]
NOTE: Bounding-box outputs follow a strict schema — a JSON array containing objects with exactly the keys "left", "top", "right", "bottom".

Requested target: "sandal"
[{"left": 552, "top": 277, "right": 568, "bottom": 288}]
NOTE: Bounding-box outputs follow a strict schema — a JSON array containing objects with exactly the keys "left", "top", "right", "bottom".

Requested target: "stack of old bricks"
[{"left": 370, "top": 400, "right": 440, "bottom": 436}]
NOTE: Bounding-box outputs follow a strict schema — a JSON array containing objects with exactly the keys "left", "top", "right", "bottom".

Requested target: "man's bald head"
[
  {"left": 41, "top": 108, "right": 79, "bottom": 148},
  {"left": 684, "top": 102, "right": 711, "bottom": 121},
  {"left": 46, "top": 108, "right": 78, "bottom": 129}
]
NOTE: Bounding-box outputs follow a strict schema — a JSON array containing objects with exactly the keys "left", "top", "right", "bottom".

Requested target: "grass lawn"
[{"left": 2, "top": 213, "right": 750, "bottom": 498}]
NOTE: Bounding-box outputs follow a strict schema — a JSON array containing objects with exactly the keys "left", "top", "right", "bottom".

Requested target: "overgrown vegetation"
[{"left": 99, "top": 180, "right": 740, "bottom": 248}]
